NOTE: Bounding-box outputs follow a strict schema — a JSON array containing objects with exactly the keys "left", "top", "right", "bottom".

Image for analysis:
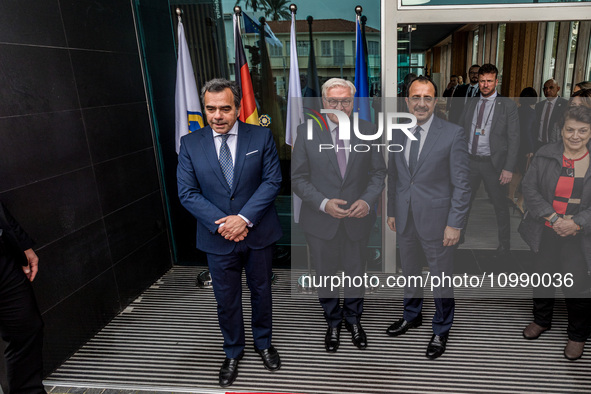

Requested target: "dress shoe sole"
[
  {"left": 522, "top": 326, "right": 550, "bottom": 340},
  {"left": 564, "top": 352, "right": 583, "bottom": 361},
  {"left": 426, "top": 348, "right": 445, "bottom": 360},
  {"left": 386, "top": 320, "right": 422, "bottom": 337}
]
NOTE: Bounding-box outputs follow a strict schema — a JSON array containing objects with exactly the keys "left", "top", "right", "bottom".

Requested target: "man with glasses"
[
  {"left": 292, "top": 78, "right": 386, "bottom": 353},
  {"left": 449, "top": 64, "right": 481, "bottom": 125},
  {"left": 386, "top": 76, "right": 471, "bottom": 359}
]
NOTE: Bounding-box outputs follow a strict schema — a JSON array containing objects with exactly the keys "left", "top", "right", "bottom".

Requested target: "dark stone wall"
[{"left": 0, "top": 0, "right": 175, "bottom": 374}]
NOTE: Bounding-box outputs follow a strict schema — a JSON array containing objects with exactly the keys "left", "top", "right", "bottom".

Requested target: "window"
[
  {"left": 269, "top": 44, "right": 282, "bottom": 57},
  {"left": 563, "top": 21, "right": 579, "bottom": 98},
  {"left": 542, "top": 22, "right": 559, "bottom": 85},
  {"left": 285, "top": 41, "right": 309, "bottom": 57},
  {"left": 297, "top": 41, "right": 309, "bottom": 56},
  {"left": 321, "top": 40, "right": 331, "bottom": 56},
  {"left": 472, "top": 29, "right": 479, "bottom": 65},
  {"left": 368, "top": 41, "right": 380, "bottom": 56},
  {"left": 333, "top": 40, "right": 345, "bottom": 65},
  {"left": 496, "top": 24, "right": 506, "bottom": 93}
]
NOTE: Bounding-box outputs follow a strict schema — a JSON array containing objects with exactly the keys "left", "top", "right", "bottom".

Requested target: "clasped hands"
[
  {"left": 325, "top": 199, "right": 369, "bottom": 219},
  {"left": 215, "top": 215, "right": 249, "bottom": 242},
  {"left": 552, "top": 217, "right": 579, "bottom": 237}
]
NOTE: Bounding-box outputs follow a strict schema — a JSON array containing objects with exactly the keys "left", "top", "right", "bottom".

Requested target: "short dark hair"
[
  {"left": 478, "top": 63, "right": 498, "bottom": 77},
  {"left": 201, "top": 78, "right": 241, "bottom": 109},
  {"left": 451, "top": 74, "right": 458, "bottom": 79},
  {"left": 575, "top": 81, "right": 591, "bottom": 91},
  {"left": 569, "top": 89, "right": 591, "bottom": 109},
  {"left": 519, "top": 87, "right": 538, "bottom": 107},
  {"left": 468, "top": 64, "right": 480, "bottom": 72},
  {"left": 563, "top": 105, "right": 591, "bottom": 126},
  {"left": 406, "top": 75, "right": 438, "bottom": 97}
]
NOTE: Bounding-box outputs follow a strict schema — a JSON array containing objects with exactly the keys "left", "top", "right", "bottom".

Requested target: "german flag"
[{"left": 233, "top": 14, "right": 259, "bottom": 125}]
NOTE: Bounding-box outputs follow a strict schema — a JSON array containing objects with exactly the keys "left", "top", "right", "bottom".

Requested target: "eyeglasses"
[
  {"left": 324, "top": 98, "right": 353, "bottom": 108},
  {"left": 408, "top": 96, "right": 435, "bottom": 104}
]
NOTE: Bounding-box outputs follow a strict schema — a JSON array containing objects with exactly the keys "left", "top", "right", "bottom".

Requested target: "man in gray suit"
[
  {"left": 292, "top": 78, "right": 386, "bottom": 353},
  {"left": 386, "top": 76, "right": 471, "bottom": 359},
  {"left": 533, "top": 78, "right": 568, "bottom": 150},
  {"left": 459, "top": 63, "right": 520, "bottom": 255}
]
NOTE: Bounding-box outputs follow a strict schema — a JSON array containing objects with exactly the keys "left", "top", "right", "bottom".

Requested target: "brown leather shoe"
[
  {"left": 564, "top": 340, "right": 585, "bottom": 360},
  {"left": 522, "top": 322, "right": 550, "bottom": 340}
]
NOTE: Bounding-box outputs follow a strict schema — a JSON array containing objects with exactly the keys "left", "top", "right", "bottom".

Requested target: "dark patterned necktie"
[{"left": 219, "top": 134, "right": 233, "bottom": 188}]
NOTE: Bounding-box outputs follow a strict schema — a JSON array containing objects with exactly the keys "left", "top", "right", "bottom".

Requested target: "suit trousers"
[
  {"left": 306, "top": 222, "right": 366, "bottom": 327},
  {"left": 463, "top": 157, "right": 511, "bottom": 249},
  {"left": 0, "top": 254, "right": 45, "bottom": 394},
  {"left": 398, "top": 210, "right": 455, "bottom": 336},
  {"left": 207, "top": 242, "right": 273, "bottom": 359},
  {"left": 532, "top": 227, "right": 591, "bottom": 342}
]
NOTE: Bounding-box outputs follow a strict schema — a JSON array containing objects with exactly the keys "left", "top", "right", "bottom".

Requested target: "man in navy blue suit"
[{"left": 177, "top": 79, "right": 282, "bottom": 388}]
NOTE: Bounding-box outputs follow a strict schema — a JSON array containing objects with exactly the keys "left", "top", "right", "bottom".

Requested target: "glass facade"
[{"left": 401, "top": 0, "right": 591, "bottom": 6}]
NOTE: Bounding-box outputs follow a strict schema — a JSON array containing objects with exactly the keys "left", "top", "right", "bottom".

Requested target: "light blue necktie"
[{"left": 219, "top": 134, "right": 233, "bottom": 188}]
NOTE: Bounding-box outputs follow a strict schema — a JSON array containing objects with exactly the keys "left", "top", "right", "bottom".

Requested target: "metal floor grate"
[{"left": 46, "top": 266, "right": 591, "bottom": 393}]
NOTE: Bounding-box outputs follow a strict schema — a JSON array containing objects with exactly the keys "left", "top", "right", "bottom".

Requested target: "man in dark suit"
[
  {"left": 459, "top": 63, "right": 520, "bottom": 254},
  {"left": 532, "top": 78, "right": 568, "bottom": 151},
  {"left": 386, "top": 76, "right": 471, "bottom": 359},
  {"left": 0, "top": 202, "right": 45, "bottom": 393},
  {"left": 177, "top": 79, "right": 282, "bottom": 388},
  {"left": 292, "top": 78, "right": 386, "bottom": 353},
  {"left": 448, "top": 64, "right": 480, "bottom": 125}
]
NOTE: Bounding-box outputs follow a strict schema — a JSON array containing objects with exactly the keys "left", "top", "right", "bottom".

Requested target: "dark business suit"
[
  {"left": 291, "top": 117, "right": 386, "bottom": 326},
  {"left": 0, "top": 203, "right": 45, "bottom": 393},
  {"left": 448, "top": 84, "right": 479, "bottom": 125},
  {"left": 388, "top": 115, "right": 471, "bottom": 335},
  {"left": 532, "top": 97, "right": 568, "bottom": 151},
  {"left": 460, "top": 94, "right": 520, "bottom": 250},
  {"left": 177, "top": 121, "right": 282, "bottom": 358}
]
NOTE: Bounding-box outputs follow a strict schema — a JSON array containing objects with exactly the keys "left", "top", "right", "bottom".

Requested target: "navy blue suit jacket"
[{"left": 177, "top": 121, "right": 282, "bottom": 255}]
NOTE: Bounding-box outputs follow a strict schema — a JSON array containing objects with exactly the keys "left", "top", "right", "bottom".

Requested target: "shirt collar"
[
  {"left": 326, "top": 116, "right": 339, "bottom": 132},
  {"left": 481, "top": 91, "right": 498, "bottom": 101},
  {"left": 415, "top": 114, "right": 435, "bottom": 134},
  {"left": 212, "top": 121, "right": 239, "bottom": 138}
]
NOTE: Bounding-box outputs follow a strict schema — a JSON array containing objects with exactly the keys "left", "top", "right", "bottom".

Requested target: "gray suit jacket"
[
  {"left": 387, "top": 116, "right": 471, "bottom": 241},
  {"left": 291, "top": 118, "right": 386, "bottom": 241},
  {"left": 460, "top": 94, "right": 520, "bottom": 173}
]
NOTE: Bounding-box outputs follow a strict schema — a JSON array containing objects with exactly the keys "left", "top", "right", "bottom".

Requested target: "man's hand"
[
  {"left": 387, "top": 217, "right": 396, "bottom": 232},
  {"left": 215, "top": 215, "right": 248, "bottom": 241},
  {"left": 443, "top": 226, "right": 461, "bottom": 247},
  {"left": 232, "top": 228, "right": 249, "bottom": 242},
  {"left": 499, "top": 170, "right": 513, "bottom": 185},
  {"left": 325, "top": 199, "right": 350, "bottom": 219},
  {"left": 348, "top": 200, "right": 369, "bottom": 218},
  {"left": 552, "top": 218, "right": 578, "bottom": 237},
  {"left": 23, "top": 248, "right": 39, "bottom": 282}
]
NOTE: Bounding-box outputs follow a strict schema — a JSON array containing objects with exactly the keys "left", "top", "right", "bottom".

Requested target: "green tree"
[
  {"left": 262, "top": 0, "right": 290, "bottom": 21},
  {"left": 235, "top": 0, "right": 262, "bottom": 12}
]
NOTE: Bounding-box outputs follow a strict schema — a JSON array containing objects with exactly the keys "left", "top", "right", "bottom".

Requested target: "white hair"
[{"left": 322, "top": 78, "right": 356, "bottom": 97}]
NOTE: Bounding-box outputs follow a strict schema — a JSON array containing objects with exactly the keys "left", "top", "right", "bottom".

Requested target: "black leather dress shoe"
[
  {"left": 254, "top": 345, "right": 281, "bottom": 371},
  {"left": 386, "top": 314, "right": 422, "bottom": 337},
  {"left": 426, "top": 334, "right": 448, "bottom": 359},
  {"left": 325, "top": 324, "right": 341, "bottom": 352},
  {"left": 219, "top": 351, "right": 244, "bottom": 387},
  {"left": 345, "top": 322, "right": 368, "bottom": 349}
]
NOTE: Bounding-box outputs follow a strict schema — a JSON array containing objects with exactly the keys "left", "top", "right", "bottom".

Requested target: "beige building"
[{"left": 234, "top": 18, "right": 380, "bottom": 97}]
